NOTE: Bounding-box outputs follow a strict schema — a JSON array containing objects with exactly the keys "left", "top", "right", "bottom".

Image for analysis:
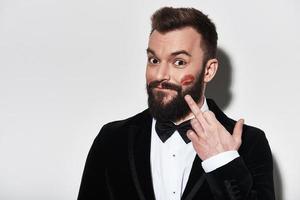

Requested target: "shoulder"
[
  {"left": 102, "top": 109, "right": 151, "bottom": 131},
  {"left": 94, "top": 109, "right": 151, "bottom": 143},
  {"left": 227, "top": 114, "right": 266, "bottom": 141},
  {"left": 223, "top": 108, "right": 268, "bottom": 150},
  {"left": 207, "top": 98, "right": 270, "bottom": 154},
  {"left": 207, "top": 98, "right": 266, "bottom": 137},
  {"left": 220, "top": 106, "right": 271, "bottom": 162},
  {"left": 223, "top": 109, "right": 269, "bottom": 152},
  {"left": 224, "top": 112, "right": 272, "bottom": 164}
]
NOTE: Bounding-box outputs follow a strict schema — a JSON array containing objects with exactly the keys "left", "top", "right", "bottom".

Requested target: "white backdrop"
[{"left": 0, "top": 0, "right": 299, "bottom": 199}]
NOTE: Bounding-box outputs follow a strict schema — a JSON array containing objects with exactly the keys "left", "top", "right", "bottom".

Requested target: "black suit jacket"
[{"left": 78, "top": 99, "right": 275, "bottom": 200}]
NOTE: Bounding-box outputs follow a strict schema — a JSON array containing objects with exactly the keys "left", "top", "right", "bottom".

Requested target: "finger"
[
  {"left": 187, "top": 130, "right": 199, "bottom": 143},
  {"left": 202, "top": 111, "right": 217, "bottom": 125},
  {"left": 190, "top": 118, "right": 207, "bottom": 138},
  {"left": 232, "top": 119, "right": 244, "bottom": 145},
  {"left": 184, "top": 95, "right": 208, "bottom": 128}
]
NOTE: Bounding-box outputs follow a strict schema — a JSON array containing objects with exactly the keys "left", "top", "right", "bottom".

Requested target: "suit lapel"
[
  {"left": 128, "top": 110, "right": 156, "bottom": 200},
  {"left": 181, "top": 156, "right": 206, "bottom": 200}
]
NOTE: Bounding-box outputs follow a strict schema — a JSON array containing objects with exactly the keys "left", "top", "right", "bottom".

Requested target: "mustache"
[{"left": 147, "top": 80, "right": 182, "bottom": 92}]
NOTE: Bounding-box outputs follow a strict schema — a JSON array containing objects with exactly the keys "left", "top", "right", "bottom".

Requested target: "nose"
[{"left": 155, "top": 61, "right": 170, "bottom": 81}]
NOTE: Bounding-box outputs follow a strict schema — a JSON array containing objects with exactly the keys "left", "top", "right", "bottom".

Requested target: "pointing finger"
[
  {"left": 190, "top": 118, "right": 207, "bottom": 138},
  {"left": 184, "top": 95, "right": 208, "bottom": 129}
]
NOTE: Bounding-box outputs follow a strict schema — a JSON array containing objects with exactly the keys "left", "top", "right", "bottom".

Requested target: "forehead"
[{"left": 148, "top": 27, "right": 203, "bottom": 56}]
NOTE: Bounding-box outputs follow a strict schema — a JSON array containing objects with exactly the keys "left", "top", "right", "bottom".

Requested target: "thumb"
[{"left": 232, "top": 119, "right": 244, "bottom": 148}]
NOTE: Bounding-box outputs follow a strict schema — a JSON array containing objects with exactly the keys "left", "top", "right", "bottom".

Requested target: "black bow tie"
[{"left": 155, "top": 120, "right": 192, "bottom": 143}]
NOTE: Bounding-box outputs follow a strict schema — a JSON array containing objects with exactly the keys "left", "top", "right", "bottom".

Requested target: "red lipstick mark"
[{"left": 181, "top": 74, "right": 195, "bottom": 86}]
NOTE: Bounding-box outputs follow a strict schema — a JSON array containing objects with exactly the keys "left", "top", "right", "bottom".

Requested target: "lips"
[
  {"left": 156, "top": 84, "right": 163, "bottom": 89},
  {"left": 148, "top": 80, "right": 182, "bottom": 93},
  {"left": 153, "top": 87, "right": 177, "bottom": 93}
]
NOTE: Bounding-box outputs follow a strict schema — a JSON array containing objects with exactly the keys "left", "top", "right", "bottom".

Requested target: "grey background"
[{"left": 0, "top": 0, "right": 299, "bottom": 199}]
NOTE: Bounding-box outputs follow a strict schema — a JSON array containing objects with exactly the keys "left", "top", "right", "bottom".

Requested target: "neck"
[{"left": 174, "top": 95, "right": 205, "bottom": 125}]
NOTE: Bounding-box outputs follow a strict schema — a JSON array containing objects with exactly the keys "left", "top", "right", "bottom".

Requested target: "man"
[{"left": 78, "top": 7, "right": 275, "bottom": 200}]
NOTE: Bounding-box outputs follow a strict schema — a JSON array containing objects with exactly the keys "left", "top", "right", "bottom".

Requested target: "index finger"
[{"left": 184, "top": 95, "right": 208, "bottom": 128}]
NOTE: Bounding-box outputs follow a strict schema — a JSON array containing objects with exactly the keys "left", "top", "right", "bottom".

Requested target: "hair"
[{"left": 151, "top": 7, "right": 218, "bottom": 64}]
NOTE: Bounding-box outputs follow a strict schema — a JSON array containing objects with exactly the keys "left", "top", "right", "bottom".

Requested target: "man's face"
[{"left": 146, "top": 27, "right": 206, "bottom": 122}]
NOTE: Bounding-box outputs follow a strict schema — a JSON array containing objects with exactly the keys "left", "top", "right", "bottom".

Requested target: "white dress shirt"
[{"left": 150, "top": 98, "right": 239, "bottom": 200}]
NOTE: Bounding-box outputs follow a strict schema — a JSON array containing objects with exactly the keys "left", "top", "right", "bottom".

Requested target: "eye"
[
  {"left": 148, "top": 57, "right": 160, "bottom": 64},
  {"left": 174, "top": 59, "right": 187, "bottom": 67}
]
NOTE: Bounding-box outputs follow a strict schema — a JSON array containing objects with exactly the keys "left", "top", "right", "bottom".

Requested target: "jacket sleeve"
[
  {"left": 77, "top": 127, "right": 111, "bottom": 200},
  {"left": 205, "top": 131, "right": 275, "bottom": 200}
]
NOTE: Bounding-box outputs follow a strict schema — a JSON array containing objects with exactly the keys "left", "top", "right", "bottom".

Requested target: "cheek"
[
  {"left": 146, "top": 68, "right": 154, "bottom": 84},
  {"left": 180, "top": 74, "right": 195, "bottom": 86}
]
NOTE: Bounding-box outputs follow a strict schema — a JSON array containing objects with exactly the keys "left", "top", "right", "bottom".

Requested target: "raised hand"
[{"left": 184, "top": 95, "right": 244, "bottom": 160}]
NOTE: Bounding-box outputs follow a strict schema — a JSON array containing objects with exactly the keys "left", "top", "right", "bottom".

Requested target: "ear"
[{"left": 203, "top": 58, "right": 218, "bottom": 83}]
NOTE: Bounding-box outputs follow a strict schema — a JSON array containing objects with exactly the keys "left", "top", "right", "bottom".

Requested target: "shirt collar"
[{"left": 201, "top": 97, "right": 209, "bottom": 112}]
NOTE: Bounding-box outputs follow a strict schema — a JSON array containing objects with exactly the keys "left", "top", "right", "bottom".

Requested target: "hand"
[{"left": 184, "top": 95, "right": 244, "bottom": 160}]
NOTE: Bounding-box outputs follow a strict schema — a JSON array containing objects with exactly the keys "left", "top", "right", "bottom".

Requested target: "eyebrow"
[
  {"left": 146, "top": 48, "right": 156, "bottom": 56},
  {"left": 146, "top": 48, "right": 192, "bottom": 57},
  {"left": 171, "top": 50, "right": 191, "bottom": 57}
]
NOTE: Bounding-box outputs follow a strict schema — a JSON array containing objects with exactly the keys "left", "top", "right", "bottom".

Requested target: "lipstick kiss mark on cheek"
[{"left": 180, "top": 74, "right": 195, "bottom": 86}]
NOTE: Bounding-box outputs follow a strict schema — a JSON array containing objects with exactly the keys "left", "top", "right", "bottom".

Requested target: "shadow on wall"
[
  {"left": 273, "top": 155, "right": 283, "bottom": 200},
  {"left": 207, "top": 48, "right": 283, "bottom": 200},
  {"left": 206, "top": 48, "right": 232, "bottom": 110}
]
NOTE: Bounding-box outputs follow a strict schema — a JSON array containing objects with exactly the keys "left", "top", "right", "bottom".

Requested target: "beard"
[{"left": 147, "top": 70, "right": 205, "bottom": 122}]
